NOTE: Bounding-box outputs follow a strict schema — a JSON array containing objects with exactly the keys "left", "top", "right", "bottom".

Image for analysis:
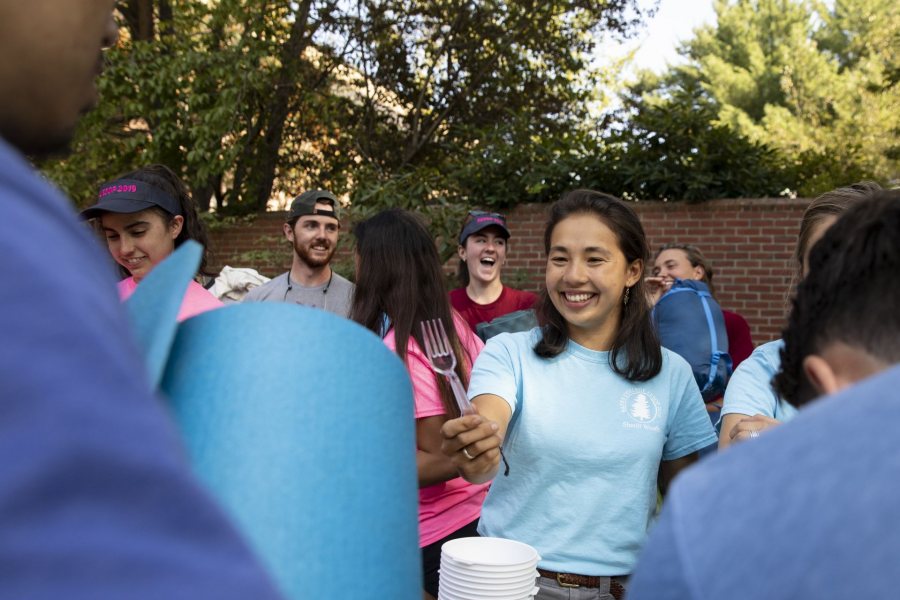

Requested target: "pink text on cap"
[{"left": 99, "top": 184, "right": 138, "bottom": 198}]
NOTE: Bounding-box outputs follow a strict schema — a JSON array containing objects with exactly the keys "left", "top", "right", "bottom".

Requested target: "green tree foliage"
[
  {"left": 592, "top": 78, "right": 792, "bottom": 201},
  {"left": 40, "top": 0, "right": 644, "bottom": 237},
  {"left": 36, "top": 0, "right": 900, "bottom": 230},
  {"left": 635, "top": 0, "right": 900, "bottom": 196},
  {"left": 339, "top": 0, "right": 650, "bottom": 254},
  {"left": 42, "top": 1, "right": 366, "bottom": 210}
]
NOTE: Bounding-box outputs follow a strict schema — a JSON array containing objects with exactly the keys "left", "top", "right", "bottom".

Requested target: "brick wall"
[{"left": 208, "top": 198, "right": 809, "bottom": 344}]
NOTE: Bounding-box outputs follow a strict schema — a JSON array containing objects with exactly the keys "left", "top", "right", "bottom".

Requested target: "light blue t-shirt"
[
  {"left": 720, "top": 339, "right": 798, "bottom": 423},
  {"left": 468, "top": 329, "right": 717, "bottom": 576},
  {"left": 629, "top": 365, "right": 900, "bottom": 600}
]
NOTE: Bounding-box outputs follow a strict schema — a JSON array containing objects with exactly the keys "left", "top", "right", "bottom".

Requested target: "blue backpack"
[{"left": 652, "top": 279, "right": 733, "bottom": 402}]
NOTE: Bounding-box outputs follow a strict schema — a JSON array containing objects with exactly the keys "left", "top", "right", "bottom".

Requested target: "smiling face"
[
  {"left": 0, "top": 1, "right": 118, "bottom": 155},
  {"left": 546, "top": 213, "right": 642, "bottom": 349},
  {"left": 101, "top": 210, "right": 183, "bottom": 283},
  {"left": 653, "top": 248, "right": 704, "bottom": 283},
  {"left": 458, "top": 226, "right": 508, "bottom": 286},
  {"left": 285, "top": 202, "right": 340, "bottom": 269}
]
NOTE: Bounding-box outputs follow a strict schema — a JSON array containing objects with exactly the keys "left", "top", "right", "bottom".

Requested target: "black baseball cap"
[
  {"left": 288, "top": 190, "right": 340, "bottom": 220},
  {"left": 80, "top": 178, "right": 182, "bottom": 220},
  {"left": 458, "top": 211, "right": 510, "bottom": 245}
]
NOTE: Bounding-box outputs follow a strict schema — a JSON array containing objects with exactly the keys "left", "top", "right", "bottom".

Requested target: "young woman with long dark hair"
[
  {"left": 350, "top": 208, "right": 487, "bottom": 600},
  {"left": 440, "top": 190, "right": 716, "bottom": 599}
]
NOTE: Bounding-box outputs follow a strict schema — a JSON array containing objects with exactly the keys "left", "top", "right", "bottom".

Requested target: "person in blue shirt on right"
[
  {"left": 441, "top": 190, "right": 716, "bottom": 599},
  {"left": 718, "top": 181, "right": 882, "bottom": 448},
  {"left": 628, "top": 189, "right": 900, "bottom": 600}
]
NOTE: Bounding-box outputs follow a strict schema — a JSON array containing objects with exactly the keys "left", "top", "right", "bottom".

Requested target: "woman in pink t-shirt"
[
  {"left": 351, "top": 209, "right": 488, "bottom": 600},
  {"left": 80, "top": 165, "right": 221, "bottom": 321}
]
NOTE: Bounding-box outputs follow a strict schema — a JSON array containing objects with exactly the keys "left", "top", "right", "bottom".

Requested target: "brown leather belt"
[
  {"left": 537, "top": 569, "right": 626, "bottom": 599},
  {"left": 538, "top": 568, "right": 604, "bottom": 588}
]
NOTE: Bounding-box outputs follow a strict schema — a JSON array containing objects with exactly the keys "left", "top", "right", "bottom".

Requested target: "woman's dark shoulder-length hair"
[
  {"left": 534, "top": 189, "right": 662, "bottom": 382},
  {"left": 350, "top": 208, "right": 473, "bottom": 418}
]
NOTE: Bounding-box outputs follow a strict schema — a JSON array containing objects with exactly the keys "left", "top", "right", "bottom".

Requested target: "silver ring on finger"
[
  {"left": 749, "top": 429, "right": 760, "bottom": 439},
  {"left": 462, "top": 447, "right": 475, "bottom": 460}
]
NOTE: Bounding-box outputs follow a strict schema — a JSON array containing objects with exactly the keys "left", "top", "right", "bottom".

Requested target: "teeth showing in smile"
[
  {"left": 125, "top": 258, "right": 144, "bottom": 266},
  {"left": 565, "top": 292, "right": 593, "bottom": 302},
  {"left": 480, "top": 258, "right": 495, "bottom": 265}
]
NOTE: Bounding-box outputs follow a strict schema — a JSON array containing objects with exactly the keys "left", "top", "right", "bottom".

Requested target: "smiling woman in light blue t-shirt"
[{"left": 441, "top": 190, "right": 716, "bottom": 599}]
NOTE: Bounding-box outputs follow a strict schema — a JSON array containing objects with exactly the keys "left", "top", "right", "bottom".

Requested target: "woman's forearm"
[{"left": 417, "top": 449, "right": 461, "bottom": 488}]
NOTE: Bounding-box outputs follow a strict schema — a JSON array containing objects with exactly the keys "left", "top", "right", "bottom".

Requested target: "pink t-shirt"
[
  {"left": 383, "top": 313, "right": 489, "bottom": 547},
  {"left": 118, "top": 277, "right": 223, "bottom": 322}
]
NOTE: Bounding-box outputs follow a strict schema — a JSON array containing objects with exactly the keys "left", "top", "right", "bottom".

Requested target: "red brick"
[{"left": 209, "top": 198, "right": 809, "bottom": 345}]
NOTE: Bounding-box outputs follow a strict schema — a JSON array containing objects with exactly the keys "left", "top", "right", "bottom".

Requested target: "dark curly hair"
[
  {"left": 534, "top": 189, "right": 661, "bottom": 381},
  {"left": 774, "top": 189, "right": 900, "bottom": 407}
]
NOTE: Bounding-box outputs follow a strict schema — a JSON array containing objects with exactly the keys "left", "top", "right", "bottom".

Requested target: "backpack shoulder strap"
[
  {"left": 695, "top": 289, "right": 721, "bottom": 393},
  {"left": 657, "top": 281, "right": 732, "bottom": 393}
]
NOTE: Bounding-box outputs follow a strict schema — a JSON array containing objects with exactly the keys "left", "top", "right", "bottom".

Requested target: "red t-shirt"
[
  {"left": 449, "top": 286, "right": 538, "bottom": 332},
  {"left": 722, "top": 309, "right": 754, "bottom": 370}
]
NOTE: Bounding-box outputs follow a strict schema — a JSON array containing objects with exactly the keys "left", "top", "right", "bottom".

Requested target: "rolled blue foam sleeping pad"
[{"left": 159, "top": 303, "right": 419, "bottom": 599}]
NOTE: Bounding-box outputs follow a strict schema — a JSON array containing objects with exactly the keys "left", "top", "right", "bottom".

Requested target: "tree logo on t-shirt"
[
  {"left": 631, "top": 393, "right": 653, "bottom": 421},
  {"left": 619, "top": 388, "right": 661, "bottom": 430}
]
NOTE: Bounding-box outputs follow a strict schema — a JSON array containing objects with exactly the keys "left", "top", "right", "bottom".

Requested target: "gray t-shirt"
[{"left": 242, "top": 270, "right": 354, "bottom": 318}]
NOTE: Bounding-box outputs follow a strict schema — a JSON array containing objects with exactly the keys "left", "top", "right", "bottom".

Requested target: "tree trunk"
[
  {"left": 121, "top": 0, "right": 155, "bottom": 41},
  {"left": 244, "top": 1, "right": 320, "bottom": 212},
  {"left": 159, "top": 0, "right": 173, "bottom": 37},
  {"left": 185, "top": 3, "right": 226, "bottom": 212}
]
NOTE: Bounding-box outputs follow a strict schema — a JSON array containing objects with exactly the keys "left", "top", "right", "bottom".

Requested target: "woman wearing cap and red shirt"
[
  {"left": 450, "top": 211, "right": 537, "bottom": 333},
  {"left": 80, "top": 164, "right": 222, "bottom": 321}
]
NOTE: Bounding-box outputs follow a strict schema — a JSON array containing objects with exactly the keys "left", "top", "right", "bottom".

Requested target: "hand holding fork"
[{"left": 421, "top": 318, "right": 509, "bottom": 476}]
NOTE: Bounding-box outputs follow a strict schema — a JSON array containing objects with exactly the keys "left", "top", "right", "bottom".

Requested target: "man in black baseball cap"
[
  {"left": 287, "top": 189, "right": 339, "bottom": 219},
  {"left": 243, "top": 189, "right": 354, "bottom": 317}
]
